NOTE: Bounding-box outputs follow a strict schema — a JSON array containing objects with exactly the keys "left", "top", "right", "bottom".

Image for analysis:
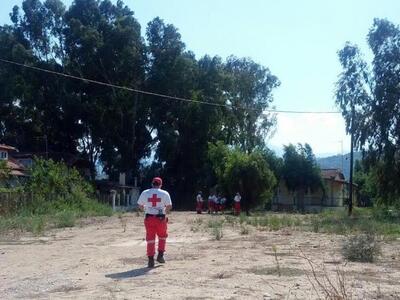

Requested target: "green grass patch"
[
  {"left": 308, "top": 207, "right": 400, "bottom": 237},
  {"left": 222, "top": 207, "right": 400, "bottom": 238},
  {"left": 0, "top": 198, "right": 112, "bottom": 235},
  {"left": 0, "top": 214, "right": 48, "bottom": 235},
  {"left": 54, "top": 211, "right": 76, "bottom": 228},
  {"left": 238, "top": 213, "right": 302, "bottom": 231}
]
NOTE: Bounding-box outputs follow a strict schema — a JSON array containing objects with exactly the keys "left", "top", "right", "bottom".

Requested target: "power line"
[{"left": 0, "top": 57, "right": 341, "bottom": 114}]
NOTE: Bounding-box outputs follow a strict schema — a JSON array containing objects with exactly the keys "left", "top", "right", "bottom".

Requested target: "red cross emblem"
[{"left": 148, "top": 194, "right": 161, "bottom": 207}]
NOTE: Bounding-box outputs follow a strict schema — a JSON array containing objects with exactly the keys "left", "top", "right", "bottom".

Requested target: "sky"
[{"left": 1, "top": 0, "right": 400, "bottom": 157}]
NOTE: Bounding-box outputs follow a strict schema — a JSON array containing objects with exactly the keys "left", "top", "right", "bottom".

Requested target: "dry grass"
[{"left": 300, "top": 248, "right": 352, "bottom": 299}]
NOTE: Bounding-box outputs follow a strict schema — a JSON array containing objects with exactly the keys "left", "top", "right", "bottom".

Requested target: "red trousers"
[
  {"left": 144, "top": 216, "right": 168, "bottom": 257},
  {"left": 196, "top": 201, "right": 203, "bottom": 213},
  {"left": 234, "top": 202, "right": 241, "bottom": 215}
]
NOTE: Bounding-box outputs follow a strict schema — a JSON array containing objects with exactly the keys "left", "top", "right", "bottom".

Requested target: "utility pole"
[{"left": 348, "top": 103, "right": 355, "bottom": 216}]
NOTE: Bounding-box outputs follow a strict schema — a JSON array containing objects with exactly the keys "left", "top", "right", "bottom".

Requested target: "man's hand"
[{"left": 166, "top": 205, "right": 172, "bottom": 214}]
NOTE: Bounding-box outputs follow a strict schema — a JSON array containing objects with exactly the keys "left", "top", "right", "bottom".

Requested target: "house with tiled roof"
[
  {"left": 0, "top": 144, "right": 28, "bottom": 187},
  {"left": 272, "top": 168, "right": 357, "bottom": 212}
]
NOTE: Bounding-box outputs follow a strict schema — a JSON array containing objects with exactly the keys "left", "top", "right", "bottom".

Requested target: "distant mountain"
[{"left": 317, "top": 152, "right": 362, "bottom": 180}]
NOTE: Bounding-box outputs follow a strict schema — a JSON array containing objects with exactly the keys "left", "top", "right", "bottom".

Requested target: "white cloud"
[{"left": 267, "top": 113, "right": 350, "bottom": 157}]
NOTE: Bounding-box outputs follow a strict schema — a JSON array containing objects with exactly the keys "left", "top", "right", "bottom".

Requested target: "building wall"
[
  {"left": 273, "top": 178, "right": 351, "bottom": 211},
  {"left": 323, "top": 179, "right": 345, "bottom": 206},
  {"left": 276, "top": 181, "right": 295, "bottom": 205}
]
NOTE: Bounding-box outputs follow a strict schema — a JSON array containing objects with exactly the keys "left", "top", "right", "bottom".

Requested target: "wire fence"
[
  {"left": 0, "top": 191, "right": 32, "bottom": 215},
  {"left": 0, "top": 190, "right": 139, "bottom": 216}
]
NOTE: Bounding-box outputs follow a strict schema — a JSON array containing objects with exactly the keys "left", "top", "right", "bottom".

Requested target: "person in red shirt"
[
  {"left": 233, "top": 192, "right": 241, "bottom": 216},
  {"left": 137, "top": 177, "right": 172, "bottom": 268},
  {"left": 208, "top": 192, "right": 217, "bottom": 214},
  {"left": 196, "top": 191, "right": 204, "bottom": 214}
]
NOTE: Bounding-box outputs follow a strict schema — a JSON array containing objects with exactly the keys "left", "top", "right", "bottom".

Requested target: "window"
[
  {"left": 0, "top": 151, "right": 8, "bottom": 160},
  {"left": 18, "top": 158, "right": 33, "bottom": 168}
]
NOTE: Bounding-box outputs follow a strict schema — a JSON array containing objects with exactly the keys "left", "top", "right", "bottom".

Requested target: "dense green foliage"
[
  {"left": 0, "top": 158, "right": 112, "bottom": 233},
  {"left": 208, "top": 142, "right": 276, "bottom": 212},
  {"left": 353, "top": 159, "right": 376, "bottom": 207},
  {"left": 24, "top": 158, "right": 99, "bottom": 213},
  {"left": 336, "top": 19, "right": 400, "bottom": 205},
  {"left": 282, "top": 143, "right": 323, "bottom": 211},
  {"left": 0, "top": 160, "right": 10, "bottom": 181},
  {"left": 0, "top": 0, "right": 279, "bottom": 207}
]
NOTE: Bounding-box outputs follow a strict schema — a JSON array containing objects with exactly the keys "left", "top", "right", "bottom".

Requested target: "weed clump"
[{"left": 342, "top": 233, "right": 381, "bottom": 262}]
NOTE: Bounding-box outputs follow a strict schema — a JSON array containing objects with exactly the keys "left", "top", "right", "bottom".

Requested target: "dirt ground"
[{"left": 1, "top": 212, "right": 400, "bottom": 300}]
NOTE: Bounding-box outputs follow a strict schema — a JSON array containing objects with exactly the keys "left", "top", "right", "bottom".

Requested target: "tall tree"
[
  {"left": 208, "top": 142, "right": 276, "bottom": 213},
  {"left": 5, "top": 0, "right": 80, "bottom": 155},
  {"left": 64, "top": 0, "right": 149, "bottom": 180},
  {"left": 1, "top": 1, "right": 280, "bottom": 207},
  {"left": 222, "top": 56, "right": 280, "bottom": 152},
  {"left": 336, "top": 19, "right": 400, "bottom": 205},
  {"left": 145, "top": 17, "right": 204, "bottom": 206},
  {"left": 282, "top": 143, "right": 323, "bottom": 211}
]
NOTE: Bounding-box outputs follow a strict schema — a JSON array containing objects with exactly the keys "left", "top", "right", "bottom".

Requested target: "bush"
[
  {"left": 223, "top": 150, "right": 276, "bottom": 211},
  {"left": 24, "top": 158, "right": 94, "bottom": 213},
  {"left": 342, "top": 233, "right": 381, "bottom": 262},
  {"left": 31, "top": 215, "right": 46, "bottom": 234},
  {"left": 0, "top": 159, "right": 113, "bottom": 234},
  {"left": 208, "top": 219, "right": 224, "bottom": 240},
  {"left": 0, "top": 214, "right": 48, "bottom": 234}
]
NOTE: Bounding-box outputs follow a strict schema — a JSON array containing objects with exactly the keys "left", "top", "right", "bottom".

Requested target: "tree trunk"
[{"left": 297, "top": 187, "right": 305, "bottom": 212}]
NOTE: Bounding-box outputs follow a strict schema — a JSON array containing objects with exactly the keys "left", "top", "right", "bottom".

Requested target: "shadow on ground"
[{"left": 105, "top": 266, "right": 161, "bottom": 279}]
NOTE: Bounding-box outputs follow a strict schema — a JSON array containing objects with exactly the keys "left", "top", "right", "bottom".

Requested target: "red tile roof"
[
  {"left": 321, "top": 169, "right": 345, "bottom": 182},
  {"left": 10, "top": 170, "right": 26, "bottom": 176},
  {"left": 5, "top": 158, "right": 27, "bottom": 176},
  {"left": 0, "top": 144, "right": 17, "bottom": 151}
]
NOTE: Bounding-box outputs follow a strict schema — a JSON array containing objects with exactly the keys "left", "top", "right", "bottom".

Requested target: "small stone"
[{"left": 85, "top": 273, "right": 88, "bottom": 275}]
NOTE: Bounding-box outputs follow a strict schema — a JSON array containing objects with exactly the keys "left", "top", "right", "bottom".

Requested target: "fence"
[
  {"left": 272, "top": 195, "right": 347, "bottom": 212},
  {"left": 0, "top": 190, "right": 140, "bottom": 215},
  {"left": 96, "top": 190, "right": 139, "bottom": 211},
  {"left": 0, "top": 192, "right": 32, "bottom": 215}
]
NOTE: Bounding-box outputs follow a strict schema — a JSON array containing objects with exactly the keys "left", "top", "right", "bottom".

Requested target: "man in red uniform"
[
  {"left": 234, "top": 192, "right": 241, "bottom": 216},
  {"left": 137, "top": 177, "right": 172, "bottom": 268},
  {"left": 208, "top": 192, "right": 217, "bottom": 214},
  {"left": 196, "top": 191, "right": 203, "bottom": 214}
]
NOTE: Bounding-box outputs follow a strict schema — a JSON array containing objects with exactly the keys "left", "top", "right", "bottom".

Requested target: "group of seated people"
[{"left": 196, "top": 191, "right": 241, "bottom": 215}]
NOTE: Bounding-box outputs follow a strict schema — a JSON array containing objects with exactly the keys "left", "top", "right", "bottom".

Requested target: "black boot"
[
  {"left": 148, "top": 256, "right": 155, "bottom": 268},
  {"left": 156, "top": 251, "right": 165, "bottom": 263}
]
